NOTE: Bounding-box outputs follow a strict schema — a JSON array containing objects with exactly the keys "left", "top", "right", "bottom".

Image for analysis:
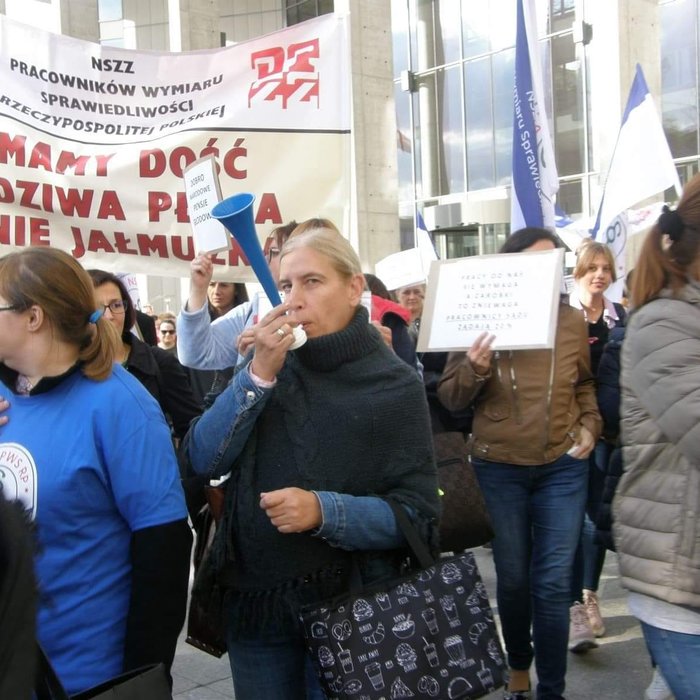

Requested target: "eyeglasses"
[
  {"left": 100, "top": 300, "right": 126, "bottom": 315},
  {"left": 160, "top": 329, "right": 175, "bottom": 335},
  {"left": 267, "top": 248, "right": 280, "bottom": 263},
  {"left": 0, "top": 304, "right": 19, "bottom": 312}
]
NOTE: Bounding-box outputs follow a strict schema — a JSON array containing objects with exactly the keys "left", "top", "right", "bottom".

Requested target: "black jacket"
[
  {"left": 0, "top": 497, "right": 36, "bottom": 700},
  {"left": 594, "top": 325, "right": 625, "bottom": 551},
  {"left": 595, "top": 325, "right": 625, "bottom": 441},
  {"left": 125, "top": 336, "right": 202, "bottom": 440}
]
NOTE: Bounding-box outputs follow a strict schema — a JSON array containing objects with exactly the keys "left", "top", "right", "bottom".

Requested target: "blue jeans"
[
  {"left": 474, "top": 454, "right": 588, "bottom": 700},
  {"left": 641, "top": 622, "right": 700, "bottom": 700},
  {"left": 227, "top": 631, "right": 326, "bottom": 700}
]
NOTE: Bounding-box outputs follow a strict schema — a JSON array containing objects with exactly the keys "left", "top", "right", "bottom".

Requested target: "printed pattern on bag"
[{"left": 301, "top": 551, "right": 505, "bottom": 700}]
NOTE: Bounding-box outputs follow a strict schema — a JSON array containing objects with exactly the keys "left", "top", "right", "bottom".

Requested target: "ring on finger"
[{"left": 276, "top": 327, "right": 286, "bottom": 338}]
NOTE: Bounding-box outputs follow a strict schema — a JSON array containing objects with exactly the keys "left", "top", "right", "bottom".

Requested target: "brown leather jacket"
[{"left": 437, "top": 304, "right": 601, "bottom": 465}]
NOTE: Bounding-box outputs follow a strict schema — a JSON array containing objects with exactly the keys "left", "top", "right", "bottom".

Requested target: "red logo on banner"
[{"left": 248, "top": 39, "right": 320, "bottom": 109}]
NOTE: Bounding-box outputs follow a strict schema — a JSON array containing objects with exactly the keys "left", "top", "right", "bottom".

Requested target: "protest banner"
[
  {"left": 417, "top": 248, "right": 564, "bottom": 352},
  {"left": 0, "top": 13, "right": 351, "bottom": 280}
]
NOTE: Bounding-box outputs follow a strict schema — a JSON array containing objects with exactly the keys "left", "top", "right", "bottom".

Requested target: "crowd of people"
[{"left": 1, "top": 175, "right": 700, "bottom": 699}]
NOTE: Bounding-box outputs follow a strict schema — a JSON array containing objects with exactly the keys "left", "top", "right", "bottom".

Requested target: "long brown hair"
[
  {"left": 0, "top": 248, "right": 118, "bottom": 380},
  {"left": 632, "top": 173, "right": 700, "bottom": 307}
]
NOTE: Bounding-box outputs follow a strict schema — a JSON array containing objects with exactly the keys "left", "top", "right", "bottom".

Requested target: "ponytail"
[
  {"left": 79, "top": 315, "right": 120, "bottom": 381},
  {"left": 630, "top": 227, "right": 674, "bottom": 308}
]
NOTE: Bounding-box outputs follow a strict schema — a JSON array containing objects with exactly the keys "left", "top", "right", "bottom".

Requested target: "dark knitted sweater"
[{"left": 221, "top": 306, "right": 439, "bottom": 637}]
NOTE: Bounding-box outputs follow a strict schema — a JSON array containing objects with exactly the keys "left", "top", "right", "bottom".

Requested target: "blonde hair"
[
  {"left": 0, "top": 248, "right": 118, "bottom": 380},
  {"left": 573, "top": 242, "right": 617, "bottom": 282},
  {"left": 290, "top": 218, "right": 341, "bottom": 238},
  {"left": 280, "top": 226, "right": 362, "bottom": 279},
  {"left": 156, "top": 312, "right": 177, "bottom": 328}
]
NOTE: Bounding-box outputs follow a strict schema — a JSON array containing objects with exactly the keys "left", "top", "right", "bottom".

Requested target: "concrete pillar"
[
  {"left": 415, "top": 1, "right": 439, "bottom": 200},
  {"left": 60, "top": 0, "right": 99, "bottom": 41},
  {"left": 587, "top": 0, "right": 661, "bottom": 188},
  {"left": 169, "top": 0, "right": 219, "bottom": 51},
  {"left": 341, "top": 0, "right": 400, "bottom": 270}
]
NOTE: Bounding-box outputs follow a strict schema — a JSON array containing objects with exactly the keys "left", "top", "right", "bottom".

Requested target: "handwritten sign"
[
  {"left": 184, "top": 156, "right": 230, "bottom": 254},
  {"left": 417, "top": 248, "right": 564, "bottom": 351}
]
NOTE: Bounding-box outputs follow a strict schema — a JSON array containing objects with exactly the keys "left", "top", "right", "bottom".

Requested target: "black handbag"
[
  {"left": 300, "top": 501, "right": 505, "bottom": 700},
  {"left": 433, "top": 432, "right": 494, "bottom": 552},
  {"left": 34, "top": 645, "right": 171, "bottom": 700},
  {"left": 185, "top": 483, "right": 228, "bottom": 657}
]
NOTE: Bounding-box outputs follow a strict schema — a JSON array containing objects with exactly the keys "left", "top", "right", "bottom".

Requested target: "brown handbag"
[{"left": 433, "top": 432, "right": 494, "bottom": 552}]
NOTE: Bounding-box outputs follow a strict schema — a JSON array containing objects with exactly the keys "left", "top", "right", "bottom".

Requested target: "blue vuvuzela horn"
[
  {"left": 211, "top": 193, "right": 281, "bottom": 306},
  {"left": 211, "top": 193, "right": 306, "bottom": 349}
]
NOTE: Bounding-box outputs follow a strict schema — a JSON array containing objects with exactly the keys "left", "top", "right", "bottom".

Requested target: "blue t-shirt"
[{"left": 0, "top": 364, "right": 187, "bottom": 694}]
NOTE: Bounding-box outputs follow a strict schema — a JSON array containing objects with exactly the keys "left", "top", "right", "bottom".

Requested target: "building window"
[
  {"left": 286, "top": 0, "right": 334, "bottom": 27},
  {"left": 660, "top": 0, "right": 699, "bottom": 159},
  {"left": 465, "top": 57, "right": 494, "bottom": 190},
  {"left": 439, "top": 66, "right": 466, "bottom": 194},
  {"left": 98, "top": 0, "right": 123, "bottom": 22}
]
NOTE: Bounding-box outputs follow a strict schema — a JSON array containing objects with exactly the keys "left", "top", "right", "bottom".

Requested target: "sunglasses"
[{"left": 160, "top": 329, "right": 175, "bottom": 335}]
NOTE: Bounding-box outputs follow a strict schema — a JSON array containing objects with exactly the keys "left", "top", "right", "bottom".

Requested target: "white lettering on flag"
[{"left": 510, "top": 0, "right": 558, "bottom": 232}]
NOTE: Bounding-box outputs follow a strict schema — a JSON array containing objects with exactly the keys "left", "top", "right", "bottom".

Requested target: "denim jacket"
[{"left": 187, "top": 365, "right": 405, "bottom": 551}]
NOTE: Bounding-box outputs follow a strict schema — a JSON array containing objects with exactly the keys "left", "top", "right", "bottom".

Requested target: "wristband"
[{"left": 248, "top": 364, "right": 277, "bottom": 388}]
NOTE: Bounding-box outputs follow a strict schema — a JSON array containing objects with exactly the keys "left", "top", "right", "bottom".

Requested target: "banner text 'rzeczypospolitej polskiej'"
[{"left": 0, "top": 13, "right": 351, "bottom": 279}]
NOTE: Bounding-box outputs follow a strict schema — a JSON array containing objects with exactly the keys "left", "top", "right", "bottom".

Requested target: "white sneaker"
[
  {"left": 583, "top": 589, "right": 606, "bottom": 637},
  {"left": 568, "top": 602, "right": 598, "bottom": 653},
  {"left": 645, "top": 667, "right": 674, "bottom": 700}
]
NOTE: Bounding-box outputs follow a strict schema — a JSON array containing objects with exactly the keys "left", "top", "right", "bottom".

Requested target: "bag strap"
[
  {"left": 346, "top": 502, "right": 436, "bottom": 596},
  {"left": 386, "top": 500, "right": 435, "bottom": 570},
  {"left": 34, "top": 644, "right": 70, "bottom": 700}
]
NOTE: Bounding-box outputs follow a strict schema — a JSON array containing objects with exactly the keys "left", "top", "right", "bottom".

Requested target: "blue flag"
[
  {"left": 511, "top": 0, "right": 558, "bottom": 231},
  {"left": 416, "top": 210, "right": 438, "bottom": 266}
]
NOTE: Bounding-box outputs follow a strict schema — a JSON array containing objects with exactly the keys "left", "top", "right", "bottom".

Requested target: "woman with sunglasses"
[{"left": 156, "top": 314, "right": 178, "bottom": 354}]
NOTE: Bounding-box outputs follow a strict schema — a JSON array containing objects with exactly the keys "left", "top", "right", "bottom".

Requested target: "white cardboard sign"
[
  {"left": 184, "top": 156, "right": 230, "bottom": 254},
  {"left": 417, "top": 248, "right": 564, "bottom": 352},
  {"left": 374, "top": 248, "right": 426, "bottom": 291}
]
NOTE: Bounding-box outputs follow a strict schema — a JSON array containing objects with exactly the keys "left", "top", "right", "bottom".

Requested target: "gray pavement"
[{"left": 173, "top": 547, "right": 654, "bottom": 699}]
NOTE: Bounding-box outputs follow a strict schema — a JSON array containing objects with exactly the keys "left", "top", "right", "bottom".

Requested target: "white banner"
[{"left": 0, "top": 13, "right": 351, "bottom": 280}]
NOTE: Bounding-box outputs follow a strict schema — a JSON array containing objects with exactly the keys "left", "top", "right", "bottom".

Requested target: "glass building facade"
[
  {"left": 391, "top": 0, "right": 700, "bottom": 254},
  {"left": 392, "top": 0, "right": 589, "bottom": 252},
  {"left": 660, "top": 0, "right": 700, "bottom": 183}
]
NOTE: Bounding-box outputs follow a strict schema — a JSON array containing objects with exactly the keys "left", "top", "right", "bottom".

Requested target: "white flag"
[{"left": 593, "top": 64, "right": 681, "bottom": 282}]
